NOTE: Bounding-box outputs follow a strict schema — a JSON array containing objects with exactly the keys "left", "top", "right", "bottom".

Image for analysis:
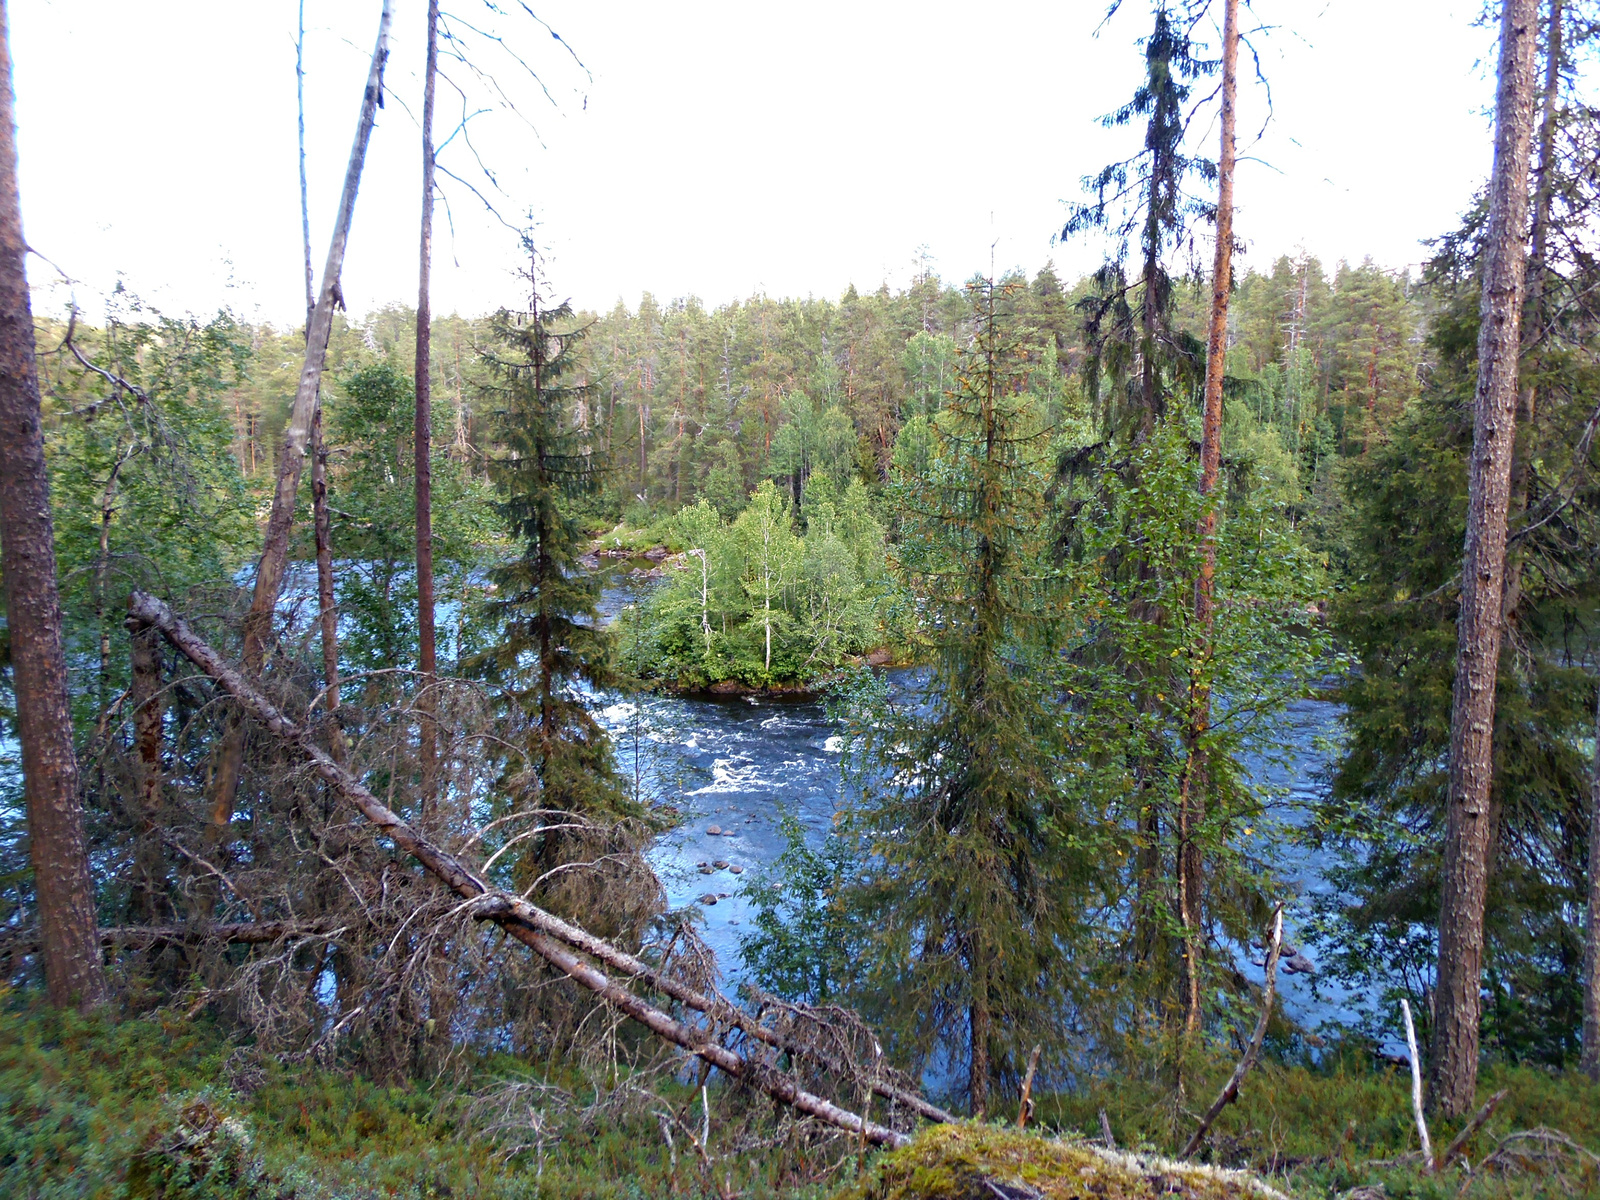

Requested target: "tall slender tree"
[
  {"left": 1180, "top": 0, "right": 1240, "bottom": 1041},
  {"left": 206, "top": 0, "right": 391, "bottom": 872},
  {"left": 0, "top": 0, "right": 107, "bottom": 1008},
  {"left": 841, "top": 279, "right": 1084, "bottom": 1115},
  {"left": 415, "top": 0, "right": 440, "bottom": 798},
  {"left": 1432, "top": 0, "right": 1541, "bottom": 1117}
]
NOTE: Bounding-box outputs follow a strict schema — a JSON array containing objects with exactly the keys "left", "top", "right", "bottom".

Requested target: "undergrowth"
[{"left": 2, "top": 995, "right": 1596, "bottom": 1199}]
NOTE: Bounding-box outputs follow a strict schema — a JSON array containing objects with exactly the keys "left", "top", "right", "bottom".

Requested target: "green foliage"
[
  {"left": 1053, "top": 421, "right": 1330, "bottom": 1053},
  {"left": 1310, "top": 306, "right": 1598, "bottom": 1065},
  {"left": 326, "top": 361, "right": 502, "bottom": 674},
  {"left": 620, "top": 480, "right": 901, "bottom": 690},
  {"left": 831, "top": 280, "right": 1088, "bottom": 1110},
  {"left": 739, "top": 811, "right": 861, "bottom": 1004},
  {"left": 39, "top": 299, "right": 255, "bottom": 735},
  {"left": 469, "top": 302, "right": 652, "bottom": 938}
]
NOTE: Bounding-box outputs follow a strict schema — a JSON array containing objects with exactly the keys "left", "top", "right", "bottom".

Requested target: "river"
[{"left": 591, "top": 568, "right": 1372, "bottom": 1042}]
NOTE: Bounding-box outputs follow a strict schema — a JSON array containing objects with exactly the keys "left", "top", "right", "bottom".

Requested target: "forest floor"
[{"left": 2, "top": 998, "right": 1596, "bottom": 1200}]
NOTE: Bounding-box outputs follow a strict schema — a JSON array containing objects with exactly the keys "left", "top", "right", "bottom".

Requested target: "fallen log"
[{"left": 127, "top": 590, "right": 915, "bottom": 1148}]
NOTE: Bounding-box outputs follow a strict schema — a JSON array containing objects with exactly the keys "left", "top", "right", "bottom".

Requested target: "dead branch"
[
  {"left": 128, "top": 589, "right": 913, "bottom": 1148},
  {"left": 1016, "top": 1044, "right": 1041, "bottom": 1129},
  {"left": 1436, "top": 1088, "right": 1508, "bottom": 1172},
  {"left": 1400, "top": 998, "right": 1435, "bottom": 1169},
  {"left": 0, "top": 921, "right": 329, "bottom": 954},
  {"left": 1182, "top": 906, "right": 1284, "bottom": 1159}
]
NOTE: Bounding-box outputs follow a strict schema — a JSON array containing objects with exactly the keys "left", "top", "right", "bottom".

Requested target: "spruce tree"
[
  {"left": 473, "top": 289, "right": 650, "bottom": 938},
  {"left": 840, "top": 279, "right": 1085, "bottom": 1114}
]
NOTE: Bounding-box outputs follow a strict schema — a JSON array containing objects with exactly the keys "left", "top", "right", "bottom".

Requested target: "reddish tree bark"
[
  {"left": 415, "top": 0, "right": 440, "bottom": 801},
  {"left": 1431, "top": 0, "right": 1541, "bottom": 1118},
  {"left": 0, "top": 0, "right": 107, "bottom": 1009},
  {"left": 1179, "top": 0, "right": 1240, "bottom": 1041}
]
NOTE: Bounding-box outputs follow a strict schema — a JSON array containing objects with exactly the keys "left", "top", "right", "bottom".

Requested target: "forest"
[{"left": 1, "top": 1, "right": 1598, "bottom": 1198}]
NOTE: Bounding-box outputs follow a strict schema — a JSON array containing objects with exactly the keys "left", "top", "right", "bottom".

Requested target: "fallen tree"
[{"left": 127, "top": 589, "right": 932, "bottom": 1147}]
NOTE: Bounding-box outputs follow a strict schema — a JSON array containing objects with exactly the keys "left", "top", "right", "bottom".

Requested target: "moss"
[{"left": 832, "top": 1124, "right": 1289, "bottom": 1200}]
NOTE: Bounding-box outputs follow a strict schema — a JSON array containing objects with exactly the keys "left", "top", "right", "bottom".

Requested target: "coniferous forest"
[{"left": 1, "top": 2, "right": 1599, "bottom": 1198}]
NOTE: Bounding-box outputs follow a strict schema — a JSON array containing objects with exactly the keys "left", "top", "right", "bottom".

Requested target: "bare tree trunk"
[
  {"left": 0, "top": 0, "right": 106, "bottom": 1009},
  {"left": 415, "top": 0, "right": 440, "bottom": 804},
  {"left": 205, "top": 1, "right": 392, "bottom": 885},
  {"left": 297, "top": 0, "right": 313, "bottom": 329},
  {"left": 311, "top": 406, "right": 345, "bottom": 763},
  {"left": 1178, "top": 0, "right": 1239, "bottom": 1042},
  {"left": 1504, "top": 0, "right": 1562, "bottom": 625},
  {"left": 127, "top": 623, "right": 170, "bottom": 925},
  {"left": 1582, "top": 673, "right": 1600, "bottom": 1079},
  {"left": 1431, "top": 0, "right": 1540, "bottom": 1119}
]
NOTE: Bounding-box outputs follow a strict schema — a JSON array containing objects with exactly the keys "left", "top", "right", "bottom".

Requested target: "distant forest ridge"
[{"left": 82, "top": 251, "right": 1417, "bottom": 528}]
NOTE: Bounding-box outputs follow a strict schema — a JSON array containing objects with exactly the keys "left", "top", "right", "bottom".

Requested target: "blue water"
[{"left": 592, "top": 573, "right": 1368, "bottom": 1040}]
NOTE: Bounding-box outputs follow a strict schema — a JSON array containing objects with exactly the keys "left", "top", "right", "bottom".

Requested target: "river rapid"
[{"left": 592, "top": 567, "right": 1372, "bottom": 1041}]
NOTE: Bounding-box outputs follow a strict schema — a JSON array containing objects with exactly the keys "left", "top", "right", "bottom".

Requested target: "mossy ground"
[
  {"left": 832, "top": 1124, "right": 1286, "bottom": 1200},
  {"left": 3, "top": 996, "right": 1596, "bottom": 1200}
]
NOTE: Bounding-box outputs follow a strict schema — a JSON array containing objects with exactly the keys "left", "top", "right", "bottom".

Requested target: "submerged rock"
[{"left": 833, "top": 1124, "right": 1290, "bottom": 1200}]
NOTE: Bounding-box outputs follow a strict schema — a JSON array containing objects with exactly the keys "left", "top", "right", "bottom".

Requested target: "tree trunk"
[
  {"left": 1503, "top": 0, "right": 1562, "bottom": 626},
  {"left": 127, "top": 623, "right": 170, "bottom": 925},
  {"left": 1583, "top": 674, "right": 1600, "bottom": 1081},
  {"left": 415, "top": 0, "right": 439, "bottom": 803},
  {"left": 205, "top": 0, "right": 392, "bottom": 880},
  {"left": 969, "top": 968, "right": 990, "bottom": 1118},
  {"left": 0, "top": 0, "right": 107, "bottom": 1009},
  {"left": 311, "top": 405, "right": 345, "bottom": 763},
  {"left": 1431, "top": 0, "right": 1540, "bottom": 1119},
  {"left": 1179, "top": 0, "right": 1239, "bottom": 1041}
]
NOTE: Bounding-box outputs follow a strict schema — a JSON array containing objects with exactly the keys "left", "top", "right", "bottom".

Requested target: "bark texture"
[
  {"left": 127, "top": 623, "right": 170, "bottom": 925},
  {"left": 414, "top": 0, "right": 439, "bottom": 796},
  {"left": 0, "top": 0, "right": 107, "bottom": 1009},
  {"left": 1179, "top": 0, "right": 1239, "bottom": 1040},
  {"left": 207, "top": 1, "right": 391, "bottom": 869},
  {"left": 1582, "top": 676, "right": 1600, "bottom": 1080},
  {"left": 1431, "top": 0, "right": 1541, "bottom": 1118},
  {"left": 128, "top": 590, "right": 930, "bottom": 1147},
  {"left": 310, "top": 405, "right": 345, "bottom": 763}
]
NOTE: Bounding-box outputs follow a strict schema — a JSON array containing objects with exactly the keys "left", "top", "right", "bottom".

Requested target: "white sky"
[{"left": 13, "top": 1, "right": 1515, "bottom": 327}]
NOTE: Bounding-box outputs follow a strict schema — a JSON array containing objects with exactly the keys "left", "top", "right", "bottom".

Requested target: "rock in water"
[
  {"left": 706, "top": 825, "right": 723, "bottom": 836},
  {"left": 698, "top": 894, "right": 718, "bottom": 906},
  {"left": 713, "top": 860, "right": 731, "bottom": 870},
  {"left": 729, "top": 865, "right": 744, "bottom": 874}
]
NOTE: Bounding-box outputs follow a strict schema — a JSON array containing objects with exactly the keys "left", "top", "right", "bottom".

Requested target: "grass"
[
  {"left": 2, "top": 995, "right": 1595, "bottom": 1199},
  {"left": 1032, "top": 1050, "right": 1600, "bottom": 1198}
]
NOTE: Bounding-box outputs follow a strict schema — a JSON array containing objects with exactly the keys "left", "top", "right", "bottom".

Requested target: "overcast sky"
[{"left": 13, "top": 1, "right": 1517, "bottom": 326}]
